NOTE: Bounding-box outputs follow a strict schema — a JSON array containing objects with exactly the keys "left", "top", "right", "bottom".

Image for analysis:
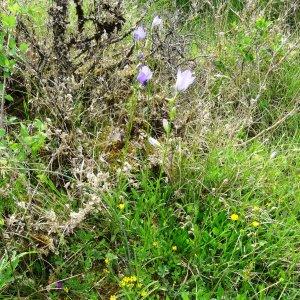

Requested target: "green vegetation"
[{"left": 0, "top": 0, "right": 299, "bottom": 299}]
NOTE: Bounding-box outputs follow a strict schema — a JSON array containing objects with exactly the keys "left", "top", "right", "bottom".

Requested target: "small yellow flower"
[
  {"left": 110, "top": 295, "right": 117, "bottom": 300},
  {"left": 120, "top": 275, "right": 138, "bottom": 287},
  {"left": 251, "top": 221, "right": 260, "bottom": 227},
  {"left": 172, "top": 245, "right": 177, "bottom": 251},
  {"left": 123, "top": 276, "right": 130, "bottom": 283},
  {"left": 104, "top": 268, "right": 109, "bottom": 274},
  {"left": 141, "top": 290, "right": 147, "bottom": 297},
  {"left": 152, "top": 241, "right": 158, "bottom": 247},
  {"left": 118, "top": 203, "right": 125, "bottom": 210},
  {"left": 230, "top": 213, "right": 239, "bottom": 221},
  {"left": 105, "top": 257, "right": 110, "bottom": 264}
]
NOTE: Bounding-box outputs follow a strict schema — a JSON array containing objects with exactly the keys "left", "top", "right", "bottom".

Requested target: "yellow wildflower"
[
  {"left": 230, "top": 213, "right": 239, "bottom": 221},
  {"left": 110, "top": 296, "right": 117, "bottom": 300},
  {"left": 105, "top": 257, "right": 110, "bottom": 264},
  {"left": 118, "top": 203, "right": 125, "bottom": 210},
  {"left": 104, "top": 268, "right": 109, "bottom": 274},
  {"left": 251, "top": 221, "right": 260, "bottom": 227},
  {"left": 124, "top": 277, "right": 131, "bottom": 283},
  {"left": 120, "top": 275, "right": 138, "bottom": 287},
  {"left": 152, "top": 241, "right": 158, "bottom": 247},
  {"left": 172, "top": 245, "right": 177, "bottom": 251}
]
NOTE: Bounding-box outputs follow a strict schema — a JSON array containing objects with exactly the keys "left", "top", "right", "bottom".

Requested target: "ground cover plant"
[{"left": 0, "top": 0, "right": 299, "bottom": 299}]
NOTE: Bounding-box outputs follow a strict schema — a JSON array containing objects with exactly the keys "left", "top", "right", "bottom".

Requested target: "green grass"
[
  {"left": 4, "top": 137, "right": 298, "bottom": 299},
  {"left": 1, "top": 0, "right": 300, "bottom": 299}
]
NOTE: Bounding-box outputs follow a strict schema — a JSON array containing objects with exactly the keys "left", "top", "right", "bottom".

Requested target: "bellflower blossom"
[
  {"left": 152, "top": 16, "right": 163, "bottom": 29},
  {"left": 133, "top": 26, "right": 146, "bottom": 41},
  {"left": 137, "top": 65, "right": 153, "bottom": 86},
  {"left": 175, "top": 69, "right": 195, "bottom": 92},
  {"left": 55, "top": 280, "right": 63, "bottom": 289}
]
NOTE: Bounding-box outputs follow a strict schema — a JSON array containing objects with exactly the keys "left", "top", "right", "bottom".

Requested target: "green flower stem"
[{"left": 0, "top": 33, "right": 11, "bottom": 129}]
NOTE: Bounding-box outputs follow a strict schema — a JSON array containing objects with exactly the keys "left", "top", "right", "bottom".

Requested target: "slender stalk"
[
  {"left": 0, "top": 75, "right": 7, "bottom": 128},
  {"left": 155, "top": 94, "right": 177, "bottom": 191},
  {"left": 0, "top": 33, "right": 10, "bottom": 129}
]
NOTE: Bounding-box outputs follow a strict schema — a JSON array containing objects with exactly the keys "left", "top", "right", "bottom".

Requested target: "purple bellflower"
[
  {"left": 137, "top": 65, "right": 153, "bottom": 86},
  {"left": 133, "top": 26, "right": 146, "bottom": 41},
  {"left": 55, "top": 280, "right": 63, "bottom": 289},
  {"left": 175, "top": 69, "right": 195, "bottom": 92}
]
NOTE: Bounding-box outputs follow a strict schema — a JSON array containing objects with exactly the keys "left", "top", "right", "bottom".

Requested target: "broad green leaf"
[
  {"left": 34, "top": 119, "right": 46, "bottom": 131},
  {"left": 19, "top": 42, "right": 29, "bottom": 53},
  {"left": 181, "top": 292, "right": 190, "bottom": 300},
  {"left": 8, "top": 3, "right": 21, "bottom": 14},
  {"left": 8, "top": 58, "right": 16, "bottom": 69},
  {"left": 2, "top": 15, "right": 17, "bottom": 29},
  {"left": 9, "top": 37, "right": 16, "bottom": 51},
  {"left": 5, "top": 94, "right": 13, "bottom": 102},
  {"left": 0, "top": 54, "right": 10, "bottom": 68}
]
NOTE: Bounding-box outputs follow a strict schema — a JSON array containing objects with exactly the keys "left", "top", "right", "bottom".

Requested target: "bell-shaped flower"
[
  {"left": 133, "top": 26, "right": 146, "bottom": 41},
  {"left": 137, "top": 65, "right": 153, "bottom": 86},
  {"left": 55, "top": 281, "right": 63, "bottom": 289},
  {"left": 152, "top": 16, "right": 163, "bottom": 29},
  {"left": 175, "top": 69, "right": 195, "bottom": 92}
]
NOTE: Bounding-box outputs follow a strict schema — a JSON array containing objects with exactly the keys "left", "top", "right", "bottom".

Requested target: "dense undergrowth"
[{"left": 0, "top": 0, "right": 299, "bottom": 299}]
